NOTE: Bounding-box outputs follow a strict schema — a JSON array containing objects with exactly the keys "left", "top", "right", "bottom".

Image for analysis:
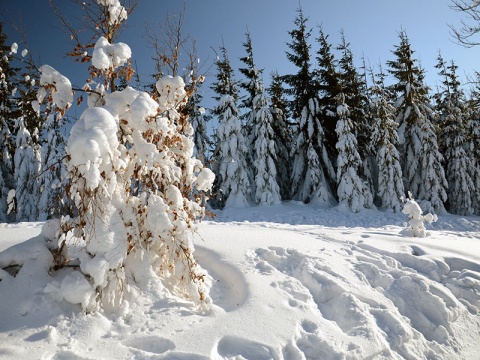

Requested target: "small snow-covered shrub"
[
  {"left": 38, "top": 0, "right": 214, "bottom": 312},
  {"left": 400, "top": 193, "right": 438, "bottom": 238}
]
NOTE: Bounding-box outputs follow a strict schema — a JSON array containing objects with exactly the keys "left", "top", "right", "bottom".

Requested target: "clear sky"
[{"left": 1, "top": 0, "right": 478, "bottom": 113}]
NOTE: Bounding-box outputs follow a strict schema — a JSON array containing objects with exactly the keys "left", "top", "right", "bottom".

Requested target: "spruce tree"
[
  {"left": 387, "top": 31, "right": 447, "bottom": 213},
  {"left": 251, "top": 88, "right": 281, "bottom": 205},
  {"left": 239, "top": 31, "right": 263, "bottom": 122},
  {"left": 0, "top": 23, "right": 17, "bottom": 221},
  {"left": 465, "top": 104, "right": 480, "bottom": 214},
  {"left": 284, "top": 9, "right": 335, "bottom": 204},
  {"left": 185, "top": 85, "right": 210, "bottom": 163},
  {"left": 14, "top": 116, "right": 40, "bottom": 222},
  {"left": 316, "top": 27, "right": 342, "bottom": 161},
  {"left": 39, "top": 113, "right": 67, "bottom": 220},
  {"left": 335, "top": 94, "right": 371, "bottom": 212},
  {"left": 267, "top": 70, "right": 291, "bottom": 200},
  {"left": 435, "top": 55, "right": 475, "bottom": 215},
  {"left": 211, "top": 46, "right": 251, "bottom": 208},
  {"left": 336, "top": 33, "right": 375, "bottom": 199},
  {"left": 369, "top": 70, "right": 405, "bottom": 212}
]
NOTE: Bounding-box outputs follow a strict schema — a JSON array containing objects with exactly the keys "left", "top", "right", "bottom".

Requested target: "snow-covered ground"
[{"left": 1, "top": 202, "right": 480, "bottom": 359}]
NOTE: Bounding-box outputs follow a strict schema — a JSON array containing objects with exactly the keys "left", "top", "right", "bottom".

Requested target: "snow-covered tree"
[
  {"left": 251, "top": 88, "right": 281, "bottom": 205},
  {"left": 188, "top": 91, "right": 210, "bottom": 163},
  {"left": 369, "top": 71, "right": 405, "bottom": 212},
  {"left": 387, "top": 31, "right": 447, "bottom": 213},
  {"left": 335, "top": 94, "right": 372, "bottom": 212},
  {"left": 435, "top": 55, "right": 474, "bottom": 215},
  {"left": 38, "top": 113, "right": 67, "bottom": 220},
  {"left": 239, "top": 31, "right": 263, "bottom": 122},
  {"left": 291, "top": 97, "right": 336, "bottom": 204},
  {"left": 14, "top": 116, "right": 40, "bottom": 222},
  {"left": 283, "top": 8, "right": 315, "bottom": 121},
  {"left": 316, "top": 27, "right": 341, "bottom": 161},
  {"left": 284, "top": 9, "right": 335, "bottom": 204},
  {"left": 337, "top": 33, "right": 375, "bottom": 196},
  {"left": 0, "top": 24, "right": 17, "bottom": 222},
  {"left": 267, "top": 70, "right": 291, "bottom": 200},
  {"left": 38, "top": 1, "right": 214, "bottom": 312},
  {"left": 211, "top": 46, "right": 251, "bottom": 208}
]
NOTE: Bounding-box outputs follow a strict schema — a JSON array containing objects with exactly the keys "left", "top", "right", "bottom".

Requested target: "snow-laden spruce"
[
  {"left": 250, "top": 90, "right": 281, "bottom": 205},
  {"left": 14, "top": 117, "right": 40, "bottom": 222},
  {"left": 388, "top": 31, "right": 447, "bottom": 213},
  {"left": 291, "top": 98, "right": 336, "bottom": 204},
  {"left": 436, "top": 56, "right": 475, "bottom": 216},
  {"left": 214, "top": 94, "right": 251, "bottom": 207},
  {"left": 336, "top": 95, "right": 372, "bottom": 212},
  {"left": 369, "top": 79, "right": 405, "bottom": 212}
]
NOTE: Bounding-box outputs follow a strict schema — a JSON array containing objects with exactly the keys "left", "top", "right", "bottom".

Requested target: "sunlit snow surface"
[{"left": 1, "top": 202, "right": 479, "bottom": 359}]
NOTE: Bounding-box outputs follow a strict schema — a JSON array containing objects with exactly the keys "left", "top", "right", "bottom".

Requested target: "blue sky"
[{"left": 1, "top": 0, "right": 478, "bottom": 114}]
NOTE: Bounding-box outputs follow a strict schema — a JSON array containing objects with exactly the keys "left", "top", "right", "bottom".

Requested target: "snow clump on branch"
[
  {"left": 92, "top": 36, "right": 131, "bottom": 71},
  {"left": 36, "top": 65, "right": 73, "bottom": 113},
  {"left": 96, "top": 0, "right": 127, "bottom": 25}
]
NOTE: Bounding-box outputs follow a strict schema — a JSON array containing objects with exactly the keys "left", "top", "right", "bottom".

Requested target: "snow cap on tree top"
[
  {"left": 96, "top": 0, "right": 127, "bottom": 25},
  {"left": 92, "top": 36, "right": 131, "bottom": 71}
]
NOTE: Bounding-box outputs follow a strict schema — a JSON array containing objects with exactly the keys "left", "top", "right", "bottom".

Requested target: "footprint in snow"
[
  {"left": 194, "top": 246, "right": 249, "bottom": 312},
  {"left": 49, "top": 351, "right": 92, "bottom": 360},
  {"left": 122, "top": 336, "right": 175, "bottom": 354},
  {"left": 216, "top": 335, "right": 279, "bottom": 360}
]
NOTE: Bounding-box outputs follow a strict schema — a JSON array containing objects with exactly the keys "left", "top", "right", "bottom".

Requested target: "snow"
[
  {"left": 38, "top": 65, "right": 73, "bottom": 111},
  {"left": 1, "top": 203, "right": 479, "bottom": 359},
  {"left": 92, "top": 36, "right": 131, "bottom": 71},
  {"left": 10, "top": 42, "right": 17, "bottom": 54}
]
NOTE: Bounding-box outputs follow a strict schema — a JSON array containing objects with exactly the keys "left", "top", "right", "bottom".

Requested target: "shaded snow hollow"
[{"left": 1, "top": 202, "right": 480, "bottom": 359}]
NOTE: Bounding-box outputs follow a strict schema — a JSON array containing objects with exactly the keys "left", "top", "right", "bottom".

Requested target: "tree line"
[
  {"left": 1, "top": 6, "right": 480, "bottom": 224},
  {"left": 201, "top": 8, "right": 480, "bottom": 215}
]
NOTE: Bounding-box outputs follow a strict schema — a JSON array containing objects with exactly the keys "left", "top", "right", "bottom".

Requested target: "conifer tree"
[
  {"left": 14, "top": 116, "right": 40, "bottom": 221},
  {"left": 336, "top": 32, "right": 375, "bottom": 199},
  {"left": 239, "top": 31, "right": 263, "bottom": 124},
  {"left": 0, "top": 23, "right": 17, "bottom": 221},
  {"left": 251, "top": 88, "right": 281, "bottom": 205},
  {"left": 335, "top": 94, "right": 371, "bottom": 212},
  {"left": 435, "top": 55, "right": 475, "bottom": 215},
  {"left": 267, "top": 70, "right": 291, "bottom": 200},
  {"left": 187, "top": 89, "right": 210, "bottom": 163},
  {"left": 337, "top": 32, "right": 369, "bottom": 157},
  {"left": 211, "top": 46, "right": 251, "bottom": 208},
  {"left": 387, "top": 31, "right": 447, "bottom": 213},
  {"left": 465, "top": 104, "right": 480, "bottom": 214},
  {"left": 284, "top": 9, "right": 335, "bottom": 203},
  {"left": 316, "top": 27, "right": 342, "bottom": 161},
  {"left": 38, "top": 113, "right": 67, "bottom": 220},
  {"left": 369, "top": 70, "right": 405, "bottom": 212}
]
